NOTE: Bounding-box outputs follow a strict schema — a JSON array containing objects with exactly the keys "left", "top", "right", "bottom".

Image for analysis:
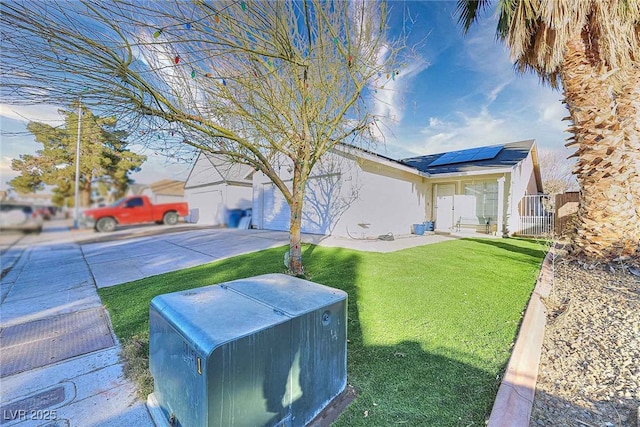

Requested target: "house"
[
  {"left": 142, "top": 179, "right": 186, "bottom": 204},
  {"left": 189, "top": 139, "right": 544, "bottom": 236},
  {"left": 184, "top": 152, "right": 254, "bottom": 226},
  {"left": 7, "top": 192, "right": 54, "bottom": 206}
]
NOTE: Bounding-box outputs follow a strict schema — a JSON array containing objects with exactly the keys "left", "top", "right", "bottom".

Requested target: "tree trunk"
[
  {"left": 81, "top": 176, "right": 92, "bottom": 208},
  {"left": 561, "top": 34, "right": 640, "bottom": 260},
  {"left": 615, "top": 64, "right": 640, "bottom": 243},
  {"left": 288, "top": 167, "right": 306, "bottom": 276}
]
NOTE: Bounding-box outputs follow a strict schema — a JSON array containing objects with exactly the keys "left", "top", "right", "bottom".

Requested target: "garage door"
[
  {"left": 262, "top": 184, "right": 290, "bottom": 232},
  {"left": 261, "top": 179, "right": 333, "bottom": 235},
  {"left": 187, "top": 188, "right": 223, "bottom": 225}
]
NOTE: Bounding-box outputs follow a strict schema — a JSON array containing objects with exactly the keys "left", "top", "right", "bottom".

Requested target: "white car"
[{"left": 0, "top": 202, "right": 44, "bottom": 233}]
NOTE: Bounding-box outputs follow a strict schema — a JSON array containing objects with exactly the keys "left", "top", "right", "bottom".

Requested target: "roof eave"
[
  {"left": 333, "top": 145, "right": 429, "bottom": 177},
  {"left": 426, "top": 167, "right": 514, "bottom": 179}
]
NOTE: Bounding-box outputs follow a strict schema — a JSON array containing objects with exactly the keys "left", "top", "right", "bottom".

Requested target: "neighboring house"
[
  {"left": 253, "top": 139, "right": 543, "bottom": 237},
  {"left": 142, "top": 179, "right": 186, "bottom": 204},
  {"left": 184, "top": 152, "right": 254, "bottom": 226},
  {"left": 8, "top": 192, "right": 54, "bottom": 206}
]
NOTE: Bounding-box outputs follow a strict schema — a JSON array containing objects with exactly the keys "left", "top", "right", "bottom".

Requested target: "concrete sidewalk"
[
  {"left": 0, "top": 222, "right": 455, "bottom": 427},
  {"left": 0, "top": 233, "right": 153, "bottom": 426}
]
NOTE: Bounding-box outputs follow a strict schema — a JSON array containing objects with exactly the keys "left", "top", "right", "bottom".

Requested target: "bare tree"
[
  {"left": 1, "top": 0, "right": 408, "bottom": 274},
  {"left": 538, "top": 149, "right": 579, "bottom": 196}
]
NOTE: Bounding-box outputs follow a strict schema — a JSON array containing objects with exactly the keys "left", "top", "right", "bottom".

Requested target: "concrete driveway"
[{"left": 82, "top": 228, "right": 301, "bottom": 288}]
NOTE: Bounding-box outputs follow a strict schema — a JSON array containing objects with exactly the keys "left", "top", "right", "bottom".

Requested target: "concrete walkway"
[
  {"left": 1, "top": 229, "right": 152, "bottom": 426},
  {"left": 0, "top": 221, "right": 454, "bottom": 427}
]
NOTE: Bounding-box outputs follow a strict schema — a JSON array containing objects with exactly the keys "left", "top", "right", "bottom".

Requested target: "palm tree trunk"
[
  {"left": 615, "top": 64, "right": 640, "bottom": 243},
  {"left": 561, "top": 33, "right": 640, "bottom": 260}
]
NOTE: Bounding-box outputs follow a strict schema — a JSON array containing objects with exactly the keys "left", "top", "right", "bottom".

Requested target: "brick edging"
[{"left": 487, "top": 247, "right": 555, "bottom": 426}]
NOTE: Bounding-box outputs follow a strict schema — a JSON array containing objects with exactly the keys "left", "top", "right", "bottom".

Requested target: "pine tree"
[{"left": 10, "top": 103, "right": 146, "bottom": 207}]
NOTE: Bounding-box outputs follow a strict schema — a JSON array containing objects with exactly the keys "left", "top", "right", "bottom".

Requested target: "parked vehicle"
[
  {"left": 35, "top": 205, "right": 57, "bottom": 220},
  {"left": 0, "top": 202, "right": 43, "bottom": 233},
  {"left": 79, "top": 195, "right": 189, "bottom": 232}
]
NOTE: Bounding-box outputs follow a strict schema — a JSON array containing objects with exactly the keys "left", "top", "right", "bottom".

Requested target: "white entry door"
[{"left": 435, "top": 184, "right": 455, "bottom": 232}]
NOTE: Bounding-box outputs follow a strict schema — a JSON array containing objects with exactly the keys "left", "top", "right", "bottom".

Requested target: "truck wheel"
[
  {"left": 96, "top": 217, "right": 117, "bottom": 232},
  {"left": 163, "top": 211, "right": 179, "bottom": 226}
]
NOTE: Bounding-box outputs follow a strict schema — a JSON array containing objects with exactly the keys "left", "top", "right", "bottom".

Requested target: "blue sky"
[{"left": 0, "top": 1, "right": 571, "bottom": 191}]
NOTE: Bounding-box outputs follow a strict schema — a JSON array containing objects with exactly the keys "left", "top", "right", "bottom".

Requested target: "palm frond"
[{"left": 455, "top": 0, "right": 492, "bottom": 34}]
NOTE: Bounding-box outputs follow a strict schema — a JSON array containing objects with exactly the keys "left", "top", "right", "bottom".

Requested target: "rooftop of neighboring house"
[
  {"left": 399, "top": 139, "right": 536, "bottom": 175},
  {"left": 4, "top": 192, "right": 54, "bottom": 204},
  {"left": 148, "top": 179, "right": 185, "bottom": 196}
]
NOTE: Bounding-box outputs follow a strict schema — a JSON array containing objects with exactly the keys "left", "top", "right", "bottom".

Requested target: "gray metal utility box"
[{"left": 148, "top": 274, "right": 347, "bottom": 427}]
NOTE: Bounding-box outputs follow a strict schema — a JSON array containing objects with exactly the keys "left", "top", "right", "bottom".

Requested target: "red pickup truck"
[{"left": 80, "top": 195, "right": 189, "bottom": 232}]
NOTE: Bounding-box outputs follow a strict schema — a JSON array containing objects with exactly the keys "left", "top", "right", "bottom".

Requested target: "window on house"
[{"left": 464, "top": 182, "right": 498, "bottom": 220}]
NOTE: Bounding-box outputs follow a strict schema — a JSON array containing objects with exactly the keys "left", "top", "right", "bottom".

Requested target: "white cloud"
[
  {"left": 0, "top": 104, "right": 65, "bottom": 125},
  {"left": 411, "top": 108, "right": 510, "bottom": 154},
  {"left": 0, "top": 156, "right": 19, "bottom": 190},
  {"left": 127, "top": 147, "right": 192, "bottom": 185},
  {"left": 487, "top": 81, "right": 509, "bottom": 102},
  {"left": 370, "top": 57, "right": 429, "bottom": 140},
  {"left": 1, "top": 156, "right": 15, "bottom": 172}
]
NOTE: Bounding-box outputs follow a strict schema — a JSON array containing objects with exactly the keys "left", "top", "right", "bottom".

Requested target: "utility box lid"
[
  {"left": 224, "top": 274, "right": 346, "bottom": 316},
  {"left": 151, "top": 274, "right": 346, "bottom": 354}
]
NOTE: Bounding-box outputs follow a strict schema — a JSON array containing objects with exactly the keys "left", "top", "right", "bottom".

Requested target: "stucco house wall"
[
  {"left": 506, "top": 147, "right": 542, "bottom": 235},
  {"left": 400, "top": 140, "right": 542, "bottom": 236},
  {"left": 331, "top": 155, "right": 428, "bottom": 237},
  {"left": 252, "top": 148, "right": 427, "bottom": 237}
]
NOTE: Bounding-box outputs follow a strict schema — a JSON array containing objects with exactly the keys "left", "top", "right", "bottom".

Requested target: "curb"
[{"left": 487, "top": 247, "right": 554, "bottom": 426}]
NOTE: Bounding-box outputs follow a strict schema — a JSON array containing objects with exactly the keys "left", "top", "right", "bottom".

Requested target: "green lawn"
[{"left": 98, "top": 237, "right": 546, "bottom": 426}]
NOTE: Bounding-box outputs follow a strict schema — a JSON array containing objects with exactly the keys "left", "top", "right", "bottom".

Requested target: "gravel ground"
[{"left": 529, "top": 255, "right": 640, "bottom": 427}]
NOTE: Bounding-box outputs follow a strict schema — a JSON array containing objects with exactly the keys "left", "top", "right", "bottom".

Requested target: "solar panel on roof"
[{"left": 428, "top": 145, "right": 503, "bottom": 167}]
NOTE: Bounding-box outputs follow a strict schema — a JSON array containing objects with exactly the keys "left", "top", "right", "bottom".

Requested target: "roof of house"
[
  {"left": 148, "top": 179, "right": 185, "bottom": 196},
  {"left": 399, "top": 139, "right": 536, "bottom": 175},
  {"left": 334, "top": 143, "right": 426, "bottom": 177},
  {"left": 203, "top": 152, "right": 254, "bottom": 183}
]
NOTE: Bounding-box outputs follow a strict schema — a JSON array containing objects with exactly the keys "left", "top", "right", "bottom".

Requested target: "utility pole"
[{"left": 73, "top": 100, "right": 82, "bottom": 229}]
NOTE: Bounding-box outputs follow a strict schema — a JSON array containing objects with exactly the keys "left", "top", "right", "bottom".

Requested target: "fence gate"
[
  {"left": 555, "top": 192, "right": 579, "bottom": 235},
  {"left": 517, "top": 195, "right": 554, "bottom": 237}
]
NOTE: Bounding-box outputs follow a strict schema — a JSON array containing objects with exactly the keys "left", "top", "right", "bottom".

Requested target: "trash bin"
[
  {"left": 425, "top": 221, "right": 435, "bottom": 232},
  {"left": 148, "top": 274, "right": 348, "bottom": 427},
  {"left": 227, "top": 209, "right": 244, "bottom": 228},
  {"left": 413, "top": 223, "right": 426, "bottom": 235}
]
